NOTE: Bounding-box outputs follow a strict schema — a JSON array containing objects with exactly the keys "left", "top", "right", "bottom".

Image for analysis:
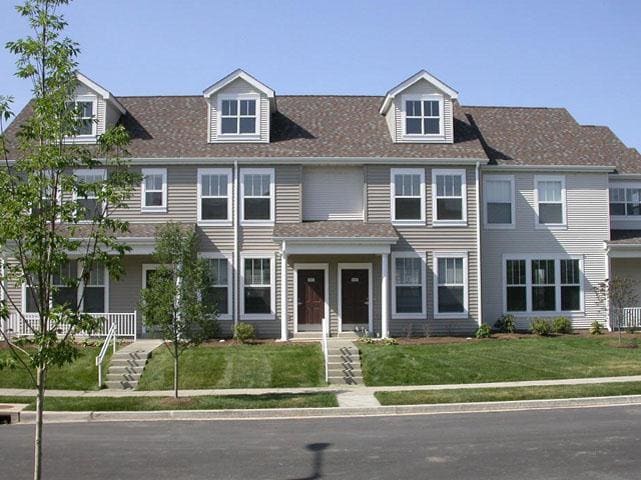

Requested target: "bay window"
[
  {"left": 391, "top": 168, "right": 424, "bottom": 223},
  {"left": 434, "top": 253, "right": 467, "bottom": 316},
  {"left": 198, "top": 168, "right": 231, "bottom": 223},
  {"left": 392, "top": 254, "right": 425, "bottom": 317}
]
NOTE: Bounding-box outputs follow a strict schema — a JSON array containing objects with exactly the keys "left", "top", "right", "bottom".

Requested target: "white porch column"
[
  {"left": 381, "top": 253, "right": 389, "bottom": 339},
  {"left": 280, "top": 249, "right": 288, "bottom": 341}
]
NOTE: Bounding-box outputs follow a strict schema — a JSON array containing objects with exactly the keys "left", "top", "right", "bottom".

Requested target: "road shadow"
[{"left": 288, "top": 442, "right": 331, "bottom": 480}]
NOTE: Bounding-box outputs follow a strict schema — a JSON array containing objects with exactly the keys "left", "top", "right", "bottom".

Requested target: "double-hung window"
[
  {"left": 83, "top": 263, "right": 106, "bottom": 313},
  {"left": 68, "top": 98, "right": 96, "bottom": 137},
  {"left": 241, "top": 168, "right": 274, "bottom": 223},
  {"left": 535, "top": 176, "right": 566, "bottom": 226},
  {"left": 74, "top": 169, "right": 106, "bottom": 221},
  {"left": 609, "top": 187, "right": 626, "bottom": 216},
  {"left": 198, "top": 168, "right": 231, "bottom": 223},
  {"left": 202, "top": 255, "right": 231, "bottom": 319},
  {"left": 242, "top": 255, "right": 274, "bottom": 319},
  {"left": 484, "top": 175, "right": 515, "bottom": 227},
  {"left": 504, "top": 256, "right": 583, "bottom": 314},
  {"left": 392, "top": 252, "right": 426, "bottom": 318},
  {"left": 404, "top": 97, "right": 442, "bottom": 136},
  {"left": 609, "top": 185, "right": 641, "bottom": 217},
  {"left": 52, "top": 261, "right": 78, "bottom": 310},
  {"left": 434, "top": 253, "right": 468, "bottom": 316},
  {"left": 433, "top": 169, "right": 466, "bottom": 224},
  {"left": 141, "top": 168, "right": 167, "bottom": 212},
  {"left": 391, "top": 168, "right": 425, "bottom": 223},
  {"left": 220, "top": 97, "right": 257, "bottom": 135}
]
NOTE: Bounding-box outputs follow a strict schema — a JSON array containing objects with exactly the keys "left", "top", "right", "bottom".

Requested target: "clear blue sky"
[{"left": 1, "top": 0, "right": 640, "bottom": 150}]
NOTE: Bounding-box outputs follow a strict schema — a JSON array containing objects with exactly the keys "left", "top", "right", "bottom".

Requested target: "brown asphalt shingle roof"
[
  {"left": 609, "top": 230, "right": 641, "bottom": 245},
  {"left": 273, "top": 221, "right": 398, "bottom": 240}
]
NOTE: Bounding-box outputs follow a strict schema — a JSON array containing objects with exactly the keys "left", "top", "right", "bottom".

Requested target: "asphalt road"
[{"left": 2, "top": 406, "right": 641, "bottom": 479}]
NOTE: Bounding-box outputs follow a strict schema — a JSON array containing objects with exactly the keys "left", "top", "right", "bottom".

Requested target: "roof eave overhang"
[
  {"left": 76, "top": 72, "right": 126, "bottom": 115},
  {"left": 118, "top": 157, "right": 490, "bottom": 166},
  {"left": 203, "top": 69, "right": 275, "bottom": 99},
  {"left": 483, "top": 164, "right": 616, "bottom": 173}
]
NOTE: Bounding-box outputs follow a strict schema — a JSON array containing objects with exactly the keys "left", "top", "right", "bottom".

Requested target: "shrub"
[
  {"left": 494, "top": 314, "right": 516, "bottom": 333},
  {"left": 233, "top": 322, "right": 256, "bottom": 343},
  {"left": 475, "top": 324, "right": 492, "bottom": 338},
  {"left": 530, "top": 318, "right": 552, "bottom": 336},
  {"left": 590, "top": 320, "right": 603, "bottom": 335},
  {"left": 552, "top": 316, "right": 572, "bottom": 334}
]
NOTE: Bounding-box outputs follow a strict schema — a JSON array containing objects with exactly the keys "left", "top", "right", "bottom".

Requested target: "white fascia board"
[
  {"left": 76, "top": 72, "right": 126, "bottom": 114},
  {"left": 121, "top": 157, "right": 489, "bottom": 166},
  {"left": 482, "top": 164, "right": 616, "bottom": 173},
  {"left": 203, "top": 68, "right": 275, "bottom": 99},
  {"left": 379, "top": 70, "right": 459, "bottom": 115}
]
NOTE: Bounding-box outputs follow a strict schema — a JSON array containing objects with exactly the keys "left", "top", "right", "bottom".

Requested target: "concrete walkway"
[{"left": 2, "top": 374, "right": 641, "bottom": 406}]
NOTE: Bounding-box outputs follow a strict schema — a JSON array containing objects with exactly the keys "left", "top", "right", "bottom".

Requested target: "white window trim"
[
  {"left": 401, "top": 94, "right": 445, "bottom": 139},
  {"left": 199, "top": 252, "right": 233, "bottom": 321},
  {"left": 240, "top": 168, "right": 275, "bottom": 225},
  {"left": 197, "top": 168, "right": 232, "bottom": 226},
  {"left": 73, "top": 168, "right": 106, "bottom": 223},
  {"left": 240, "top": 252, "right": 276, "bottom": 321},
  {"left": 391, "top": 251, "right": 427, "bottom": 320},
  {"left": 432, "top": 169, "right": 467, "bottom": 226},
  {"left": 140, "top": 168, "right": 167, "bottom": 213},
  {"left": 66, "top": 95, "right": 98, "bottom": 141},
  {"left": 433, "top": 251, "right": 469, "bottom": 319},
  {"left": 390, "top": 168, "right": 425, "bottom": 225},
  {"left": 502, "top": 254, "right": 585, "bottom": 315},
  {"left": 483, "top": 174, "right": 515, "bottom": 229},
  {"left": 534, "top": 175, "right": 567, "bottom": 229},
  {"left": 609, "top": 183, "right": 641, "bottom": 218},
  {"left": 217, "top": 93, "right": 261, "bottom": 140}
]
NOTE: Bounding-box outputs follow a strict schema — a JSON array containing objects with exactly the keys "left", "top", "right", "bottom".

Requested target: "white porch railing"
[
  {"left": 3, "top": 312, "right": 137, "bottom": 340},
  {"left": 622, "top": 308, "right": 641, "bottom": 328},
  {"left": 321, "top": 316, "right": 329, "bottom": 383},
  {"left": 96, "top": 322, "right": 117, "bottom": 387}
]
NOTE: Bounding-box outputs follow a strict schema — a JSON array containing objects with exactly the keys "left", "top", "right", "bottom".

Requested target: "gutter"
[{"left": 483, "top": 164, "right": 616, "bottom": 173}]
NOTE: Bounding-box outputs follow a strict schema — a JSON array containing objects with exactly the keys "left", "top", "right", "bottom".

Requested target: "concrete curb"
[{"left": 16, "top": 394, "right": 641, "bottom": 424}]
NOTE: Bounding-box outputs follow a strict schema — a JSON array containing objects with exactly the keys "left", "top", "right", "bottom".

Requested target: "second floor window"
[
  {"left": 610, "top": 186, "right": 641, "bottom": 216},
  {"left": 141, "top": 168, "right": 167, "bottom": 212},
  {"left": 74, "top": 169, "right": 105, "bottom": 221},
  {"left": 241, "top": 169, "right": 274, "bottom": 223},
  {"left": 484, "top": 176, "right": 514, "bottom": 227},
  {"left": 221, "top": 98, "right": 257, "bottom": 135},
  {"left": 535, "top": 176, "right": 565, "bottom": 226},
  {"left": 433, "top": 169, "right": 466, "bottom": 224},
  {"left": 198, "top": 169, "right": 231, "bottom": 223},
  {"left": 391, "top": 168, "right": 425, "bottom": 223}
]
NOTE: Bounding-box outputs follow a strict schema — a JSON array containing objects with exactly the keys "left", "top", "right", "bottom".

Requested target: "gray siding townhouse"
[{"left": 5, "top": 69, "right": 641, "bottom": 339}]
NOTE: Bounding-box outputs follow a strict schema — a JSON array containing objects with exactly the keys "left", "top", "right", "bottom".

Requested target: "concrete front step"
[
  {"left": 104, "top": 380, "right": 138, "bottom": 390},
  {"left": 107, "top": 365, "right": 145, "bottom": 374},
  {"left": 104, "top": 339, "right": 163, "bottom": 390},
  {"left": 106, "top": 372, "right": 141, "bottom": 381}
]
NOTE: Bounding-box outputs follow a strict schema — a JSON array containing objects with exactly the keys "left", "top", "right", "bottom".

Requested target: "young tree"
[
  {"left": 0, "top": 1, "right": 139, "bottom": 479},
  {"left": 140, "top": 223, "right": 217, "bottom": 398},
  {"left": 595, "top": 276, "right": 640, "bottom": 344}
]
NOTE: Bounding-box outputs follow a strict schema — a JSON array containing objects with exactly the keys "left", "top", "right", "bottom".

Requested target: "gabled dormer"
[
  {"left": 68, "top": 72, "right": 125, "bottom": 143},
  {"left": 204, "top": 69, "right": 275, "bottom": 144},
  {"left": 380, "top": 70, "right": 458, "bottom": 144}
]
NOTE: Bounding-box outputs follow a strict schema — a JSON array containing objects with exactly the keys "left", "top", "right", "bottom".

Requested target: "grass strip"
[
  {"left": 0, "top": 392, "right": 337, "bottom": 411},
  {"left": 375, "top": 382, "right": 641, "bottom": 405}
]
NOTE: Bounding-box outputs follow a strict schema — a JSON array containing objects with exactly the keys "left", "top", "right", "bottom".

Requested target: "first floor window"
[
  {"left": 560, "top": 259, "right": 581, "bottom": 311},
  {"left": 198, "top": 169, "right": 230, "bottom": 222},
  {"left": 391, "top": 169, "right": 424, "bottom": 222},
  {"left": 436, "top": 256, "right": 466, "bottom": 314},
  {"left": 242, "top": 169, "right": 273, "bottom": 222},
  {"left": 141, "top": 169, "right": 167, "bottom": 211},
  {"left": 433, "top": 170, "right": 465, "bottom": 222},
  {"left": 394, "top": 256, "right": 423, "bottom": 314},
  {"left": 506, "top": 259, "right": 526, "bottom": 311},
  {"left": 53, "top": 261, "right": 78, "bottom": 310},
  {"left": 243, "top": 257, "right": 272, "bottom": 315},
  {"left": 204, "top": 257, "right": 229, "bottom": 315},
  {"left": 531, "top": 259, "right": 556, "bottom": 311},
  {"left": 84, "top": 263, "right": 105, "bottom": 313}
]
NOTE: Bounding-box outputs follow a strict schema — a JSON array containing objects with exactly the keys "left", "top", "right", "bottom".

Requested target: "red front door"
[{"left": 297, "top": 269, "right": 325, "bottom": 331}]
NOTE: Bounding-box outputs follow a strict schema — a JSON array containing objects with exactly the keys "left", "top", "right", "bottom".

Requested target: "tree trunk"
[
  {"left": 173, "top": 345, "right": 179, "bottom": 399},
  {"left": 33, "top": 365, "right": 46, "bottom": 480}
]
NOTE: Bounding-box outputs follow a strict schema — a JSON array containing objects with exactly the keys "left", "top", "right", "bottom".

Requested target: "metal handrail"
[
  {"left": 96, "top": 322, "right": 117, "bottom": 388},
  {"left": 322, "top": 316, "right": 329, "bottom": 383}
]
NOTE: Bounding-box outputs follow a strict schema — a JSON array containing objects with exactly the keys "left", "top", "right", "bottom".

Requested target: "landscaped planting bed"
[{"left": 360, "top": 334, "right": 641, "bottom": 386}]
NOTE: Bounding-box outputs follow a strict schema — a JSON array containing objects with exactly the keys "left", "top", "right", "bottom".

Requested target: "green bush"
[
  {"left": 552, "top": 316, "right": 573, "bottom": 334},
  {"left": 530, "top": 318, "right": 552, "bottom": 336},
  {"left": 233, "top": 322, "right": 256, "bottom": 343},
  {"left": 475, "top": 324, "right": 492, "bottom": 338},
  {"left": 494, "top": 314, "right": 516, "bottom": 333},
  {"left": 590, "top": 320, "right": 603, "bottom": 335}
]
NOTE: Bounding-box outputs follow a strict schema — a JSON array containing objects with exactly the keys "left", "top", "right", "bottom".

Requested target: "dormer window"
[
  {"left": 219, "top": 96, "right": 259, "bottom": 136},
  {"left": 67, "top": 97, "right": 97, "bottom": 137},
  {"left": 403, "top": 95, "right": 442, "bottom": 136}
]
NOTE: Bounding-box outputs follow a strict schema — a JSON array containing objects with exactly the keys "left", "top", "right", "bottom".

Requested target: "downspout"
[
  {"left": 475, "top": 161, "right": 483, "bottom": 326},
  {"left": 604, "top": 241, "right": 612, "bottom": 331},
  {"left": 233, "top": 160, "right": 239, "bottom": 331}
]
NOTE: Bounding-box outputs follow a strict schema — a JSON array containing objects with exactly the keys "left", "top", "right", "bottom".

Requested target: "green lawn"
[
  {"left": 360, "top": 336, "right": 641, "bottom": 386},
  {"left": 0, "top": 345, "right": 107, "bottom": 390},
  {"left": 375, "top": 382, "right": 641, "bottom": 405},
  {"left": 0, "top": 393, "right": 337, "bottom": 411},
  {"left": 138, "top": 343, "right": 325, "bottom": 390}
]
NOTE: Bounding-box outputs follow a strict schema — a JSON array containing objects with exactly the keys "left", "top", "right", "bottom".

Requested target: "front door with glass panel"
[
  {"left": 341, "top": 269, "right": 369, "bottom": 331},
  {"left": 297, "top": 270, "right": 325, "bottom": 332}
]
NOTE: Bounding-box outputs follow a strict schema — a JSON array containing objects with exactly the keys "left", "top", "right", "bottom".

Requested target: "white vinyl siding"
[{"left": 302, "top": 167, "right": 364, "bottom": 221}]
